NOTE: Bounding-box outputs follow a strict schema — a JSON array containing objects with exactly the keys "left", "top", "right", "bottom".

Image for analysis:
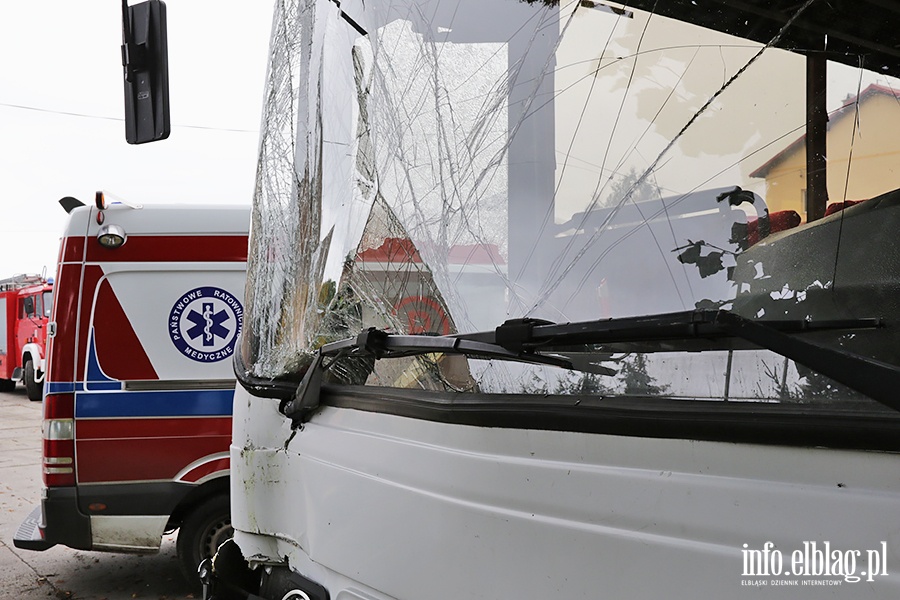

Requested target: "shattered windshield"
[{"left": 240, "top": 0, "right": 900, "bottom": 405}]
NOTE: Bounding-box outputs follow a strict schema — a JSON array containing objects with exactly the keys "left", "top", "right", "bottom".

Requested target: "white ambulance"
[{"left": 14, "top": 194, "right": 248, "bottom": 585}]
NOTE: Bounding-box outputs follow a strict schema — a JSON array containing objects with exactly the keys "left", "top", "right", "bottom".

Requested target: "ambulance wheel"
[
  {"left": 0, "top": 379, "right": 14, "bottom": 392},
  {"left": 24, "top": 360, "right": 42, "bottom": 401},
  {"left": 177, "top": 494, "right": 233, "bottom": 588}
]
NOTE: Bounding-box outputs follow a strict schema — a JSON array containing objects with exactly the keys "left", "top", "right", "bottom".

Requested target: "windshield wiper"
[
  {"left": 464, "top": 309, "right": 877, "bottom": 348},
  {"left": 281, "top": 327, "right": 615, "bottom": 421},
  {"left": 281, "top": 309, "right": 896, "bottom": 422},
  {"left": 483, "top": 310, "right": 897, "bottom": 412}
]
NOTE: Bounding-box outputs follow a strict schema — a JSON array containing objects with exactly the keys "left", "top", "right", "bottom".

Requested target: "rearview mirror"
[
  {"left": 22, "top": 296, "right": 35, "bottom": 318},
  {"left": 121, "top": 0, "right": 170, "bottom": 144}
]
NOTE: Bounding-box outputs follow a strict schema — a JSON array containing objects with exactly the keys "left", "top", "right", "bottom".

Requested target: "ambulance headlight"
[{"left": 97, "top": 224, "right": 127, "bottom": 249}]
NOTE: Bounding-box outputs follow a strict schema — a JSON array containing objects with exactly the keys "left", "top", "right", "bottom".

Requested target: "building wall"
[{"left": 759, "top": 93, "right": 900, "bottom": 219}]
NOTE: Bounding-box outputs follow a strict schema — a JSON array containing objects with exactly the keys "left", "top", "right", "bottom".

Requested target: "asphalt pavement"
[{"left": 0, "top": 386, "right": 198, "bottom": 599}]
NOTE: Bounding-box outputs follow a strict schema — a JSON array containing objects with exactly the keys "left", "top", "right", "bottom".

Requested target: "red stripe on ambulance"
[
  {"left": 60, "top": 236, "right": 86, "bottom": 263},
  {"left": 85, "top": 235, "right": 248, "bottom": 263},
  {"left": 75, "top": 266, "right": 104, "bottom": 379},
  {"left": 93, "top": 279, "right": 158, "bottom": 380},
  {"left": 76, "top": 417, "right": 231, "bottom": 483},
  {"left": 46, "top": 263, "right": 83, "bottom": 384}
]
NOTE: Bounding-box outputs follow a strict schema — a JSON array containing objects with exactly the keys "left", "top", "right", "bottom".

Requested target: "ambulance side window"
[{"left": 91, "top": 271, "right": 246, "bottom": 383}]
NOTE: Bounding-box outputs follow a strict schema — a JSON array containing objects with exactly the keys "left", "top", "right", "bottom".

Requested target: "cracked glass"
[{"left": 240, "top": 0, "right": 900, "bottom": 405}]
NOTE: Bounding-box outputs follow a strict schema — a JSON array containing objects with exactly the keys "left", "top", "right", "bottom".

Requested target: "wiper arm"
[
  {"left": 714, "top": 311, "right": 900, "bottom": 412},
  {"left": 320, "top": 327, "right": 574, "bottom": 367},
  {"left": 482, "top": 310, "right": 897, "bottom": 412},
  {"left": 281, "top": 327, "right": 612, "bottom": 422},
  {"left": 281, "top": 309, "right": 897, "bottom": 423},
  {"left": 466, "top": 310, "right": 880, "bottom": 351}
]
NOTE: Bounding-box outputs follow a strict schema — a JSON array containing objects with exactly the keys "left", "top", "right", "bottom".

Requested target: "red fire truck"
[{"left": 0, "top": 274, "right": 53, "bottom": 401}]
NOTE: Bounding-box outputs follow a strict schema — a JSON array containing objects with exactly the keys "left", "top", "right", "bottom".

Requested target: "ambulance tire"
[
  {"left": 24, "top": 360, "right": 42, "bottom": 402},
  {"left": 0, "top": 379, "right": 14, "bottom": 392},
  {"left": 177, "top": 494, "right": 233, "bottom": 588}
]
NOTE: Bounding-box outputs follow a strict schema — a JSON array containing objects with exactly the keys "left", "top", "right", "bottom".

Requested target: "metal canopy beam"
[
  {"left": 619, "top": 1, "right": 900, "bottom": 219},
  {"left": 806, "top": 49, "right": 828, "bottom": 222},
  {"left": 621, "top": 0, "right": 900, "bottom": 78}
]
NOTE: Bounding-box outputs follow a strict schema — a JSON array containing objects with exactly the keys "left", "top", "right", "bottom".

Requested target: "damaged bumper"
[{"left": 200, "top": 539, "right": 329, "bottom": 600}]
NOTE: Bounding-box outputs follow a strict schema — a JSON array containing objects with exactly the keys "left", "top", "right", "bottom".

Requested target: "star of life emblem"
[{"left": 168, "top": 286, "right": 244, "bottom": 363}]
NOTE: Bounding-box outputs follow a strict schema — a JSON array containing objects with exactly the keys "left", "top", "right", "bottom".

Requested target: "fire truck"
[{"left": 0, "top": 274, "right": 53, "bottom": 401}]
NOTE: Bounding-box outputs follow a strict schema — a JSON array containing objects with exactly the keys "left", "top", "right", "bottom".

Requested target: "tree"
[
  {"left": 619, "top": 353, "right": 669, "bottom": 396},
  {"left": 606, "top": 166, "right": 660, "bottom": 207}
]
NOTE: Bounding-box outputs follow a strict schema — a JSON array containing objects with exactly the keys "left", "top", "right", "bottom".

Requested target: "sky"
[
  {"left": 3, "top": 1, "right": 894, "bottom": 284},
  {"left": 0, "top": 1, "right": 274, "bottom": 280}
]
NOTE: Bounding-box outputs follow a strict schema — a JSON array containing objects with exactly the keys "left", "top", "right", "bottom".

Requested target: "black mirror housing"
[
  {"left": 22, "top": 296, "right": 35, "bottom": 318},
  {"left": 122, "top": 0, "right": 170, "bottom": 144}
]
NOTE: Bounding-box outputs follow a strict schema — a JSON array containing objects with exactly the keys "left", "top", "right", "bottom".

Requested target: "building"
[{"left": 750, "top": 84, "right": 900, "bottom": 220}]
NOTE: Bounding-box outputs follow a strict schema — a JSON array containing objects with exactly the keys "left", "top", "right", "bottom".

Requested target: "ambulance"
[{"left": 13, "top": 193, "right": 249, "bottom": 585}]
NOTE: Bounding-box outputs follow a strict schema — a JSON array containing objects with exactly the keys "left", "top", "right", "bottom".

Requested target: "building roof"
[{"left": 749, "top": 84, "right": 900, "bottom": 178}]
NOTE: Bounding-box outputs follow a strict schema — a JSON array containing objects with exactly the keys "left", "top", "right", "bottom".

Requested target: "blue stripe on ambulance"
[
  {"left": 75, "top": 389, "right": 234, "bottom": 418},
  {"left": 85, "top": 330, "right": 122, "bottom": 390}
]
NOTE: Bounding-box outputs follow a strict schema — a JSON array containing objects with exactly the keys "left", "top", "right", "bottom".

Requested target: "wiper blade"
[
  {"left": 469, "top": 310, "right": 880, "bottom": 351},
  {"left": 320, "top": 327, "right": 574, "bottom": 368},
  {"left": 481, "top": 310, "right": 897, "bottom": 412},
  {"left": 281, "top": 327, "right": 612, "bottom": 421},
  {"left": 281, "top": 309, "right": 897, "bottom": 422}
]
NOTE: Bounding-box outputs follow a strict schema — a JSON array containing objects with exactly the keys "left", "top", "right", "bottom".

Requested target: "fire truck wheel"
[
  {"left": 0, "top": 379, "right": 14, "bottom": 392},
  {"left": 24, "top": 360, "right": 42, "bottom": 401},
  {"left": 176, "top": 494, "right": 233, "bottom": 588}
]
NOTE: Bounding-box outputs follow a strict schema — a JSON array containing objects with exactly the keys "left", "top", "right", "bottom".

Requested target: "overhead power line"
[{"left": 0, "top": 100, "right": 257, "bottom": 133}]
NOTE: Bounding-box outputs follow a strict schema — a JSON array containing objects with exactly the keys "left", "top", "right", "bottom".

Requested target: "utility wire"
[{"left": 0, "top": 100, "right": 257, "bottom": 133}]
